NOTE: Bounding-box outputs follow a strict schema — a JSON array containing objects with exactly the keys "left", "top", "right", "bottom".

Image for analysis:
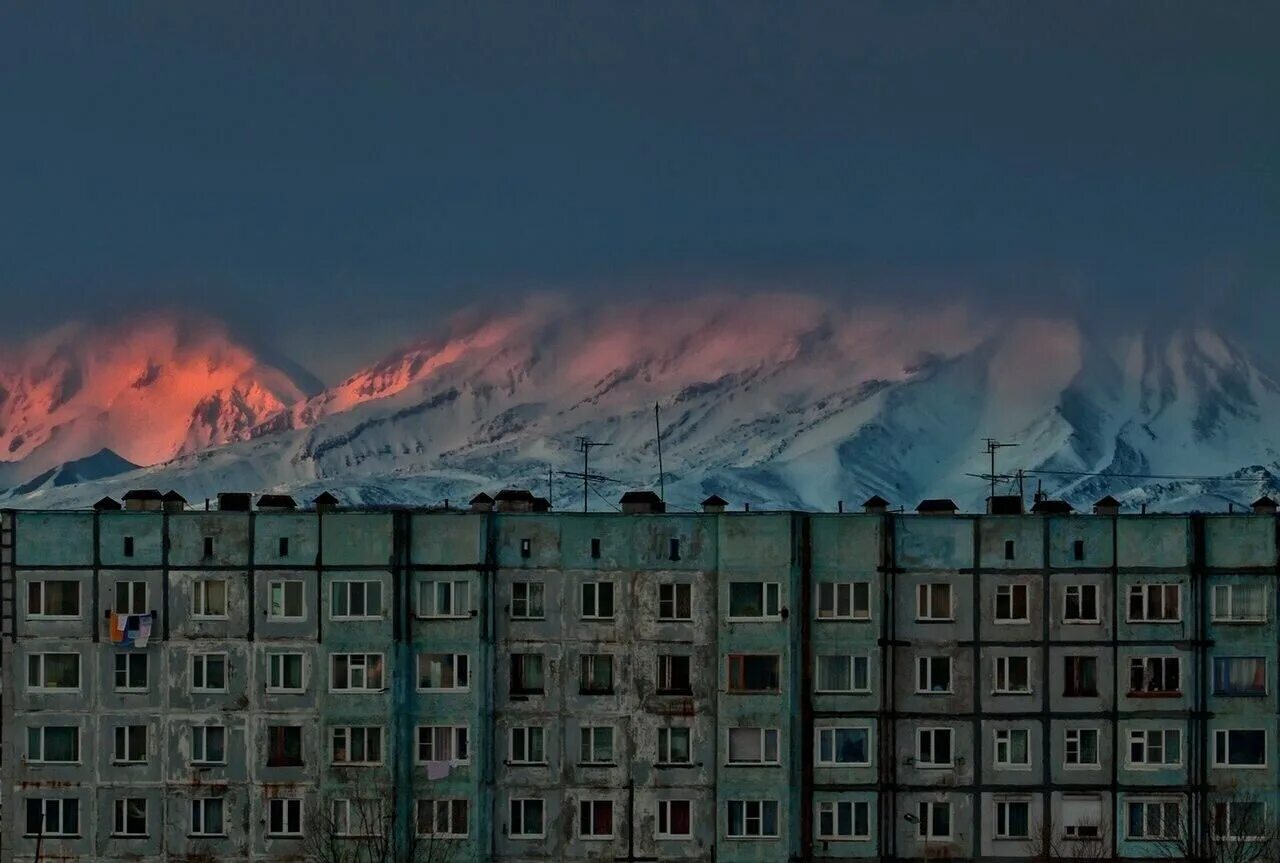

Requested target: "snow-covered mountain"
[{"left": 5, "top": 295, "right": 1280, "bottom": 513}]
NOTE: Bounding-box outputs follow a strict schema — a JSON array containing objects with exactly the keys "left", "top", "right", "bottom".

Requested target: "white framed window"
[
  {"left": 417, "top": 653, "right": 469, "bottom": 690},
  {"left": 658, "top": 582, "right": 692, "bottom": 621},
  {"left": 25, "top": 799, "right": 80, "bottom": 837},
  {"left": 416, "top": 799, "right": 469, "bottom": 838},
  {"left": 816, "top": 655, "right": 871, "bottom": 693},
  {"left": 113, "top": 653, "right": 147, "bottom": 692},
  {"left": 995, "top": 799, "right": 1031, "bottom": 839},
  {"left": 916, "top": 727, "right": 953, "bottom": 768},
  {"left": 267, "top": 798, "right": 303, "bottom": 837},
  {"left": 331, "top": 799, "right": 378, "bottom": 837},
  {"left": 1064, "top": 728, "right": 1100, "bottom": 768},
  {"left": 26, "top": 580, "right": 80, "bottom": 618},
  {"left": 1212, "top": 800, "right": 1267, "bottom": 841},
  {"left": 994, "top": 728, "right": 1030, "bottom": 768},
  {"left": 1212, "top": 583, "right": 1266, "bottom": 623},
  {"left": 580, "top": 726, "right": 615, "bottom": 764},
  {"left": 727, "top": 654, "right": 780, "bottom": 692},
  {"left": 580, "top": 653, "right": 614, "bottom": 694},
  {"left": 995, "top": 584, "right": 1029, "bottom": 622},
  {"left": 579, "top": 799, "right": 614, "bottom": 838},
  {"left": 509, "top": 798, "right": 545, "bottom": 839},
  {"left": 190, "top": 653, "right": 228, "bottom": 692},
  {"left": 112, "top": 798, "right": 147, "bottom": 837},
  {"left": 817, "top": 799, "right": 870, "bottom": 840},
  {"left": 267, "top": 653, "right": 305, "bottom": 693},
  {"left": 916, "top": 583, "right": 952, "bottom": 621},
  {"left": 26, "top": 726, "right": 80, "bottom": 763},
  {"left": 916, "top": 800, "right": 951, "bottom": 839},
  {"left": 1128, "top": 728, "right": 1181, "bottom": 767},
  {"left": 727, "top": 800, "right": 779, "bottom": 838},
  {"left": 511, "top": 581, "right": 544, "bottom": 619},
  {"left": 817, "top": 582, "right": 871, "bottom": 620},
  {"left": 191, "top": 725, "right": 226, "bottom": 765},
  {"left": 417, "top": 579, "right": 470, "bottom": 618},
  {"left": 417, "top": 726, "right": 469, "bottom": 764},
  {"left": 657, "top": 654, "right": 692, "bottom": 693},
  {"left": 330, "top": 580, "right": 382, "bottom": 620},
  {"left": 27, "top": 652, "right": 80, "bottom": 691},
  {"left": 727, "top": 727, "right": 780, "bottom": 764},
  {"left": 1129, "top": 656, "right": 1181, "bottom": 695},
  {"left": 817, "top": 727, "right": 871, "bottom": 766},
  {"left": 509, "top": 726, "right": 546, "bottom": 764},
  {"left": 510, "top": 653, "right": 545, "bottom": 695},
  {"left": 114, "top": 580, "right": 148, "bottom": 614},
  {"left": 728, "top": 581, "right": 781, "bottom": 620},
  {"left": 1062, "top": 794, "right": 1103, "bottom": 838},
  {"left": 113, "top": 725, "right": 147, "bottom": 764},
  {"left": 1127, "top": 583, "right": 1180, "bottom": 622},
  {"left": 658, "top": 727, "right": 692, "bottom": 765},
  {"left": 191, "top": 579, "right": 228, "bottom": 618},
  {"left": 1213, "top": 729, "right": 1267, "bottom": 767},
  {"left": 268, "top": 580, "right": 305, "bottom": 620},
  {"left": 993, "top": 655, "right": 1031, "bottom": 694},
  {"left": 331, "top": 726, "right": 383, "bottom": 765},
  {"left": 1064, "top": 584, "right": 1099, "bottom": 623},
  {"left": 1127, "top": 798, "right": 1180, "bottom": 840},
  {"left": 331, "top": 653, "right": 385, "bottom": 691},
  {"left": 657, "top": 799, "right": 693, "bottom": 838},
  {"left": 916, "top": 656, "right": 951, "bottom": 693},
  {"left": 581, "top": 581, "right": 615, "bottom": 619},
  {"left": 190, "top": 798, "right": 226, "bottom": 836}
]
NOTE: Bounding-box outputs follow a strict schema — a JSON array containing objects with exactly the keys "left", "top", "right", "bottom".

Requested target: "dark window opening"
[
  {"left": 1004, "top": 540, "right": 1015, "bottom": 560},
  {"left": 520, "top": 538, "right": 531, "bottom": 559},
  {"left": 669, "top": 538, "right": 681, "bottom": 561},
  {"left": 591, "top": 538, "right": 601, "bottom": 559},
  {"left": 1064, "top": 656, "right": 1099, "bottom": 697},
  {"left": 727, "top": 655, "right": 781, "bottom": 692},
  {"left": 123, "top": 537, "right": 134, "bottom": 558},
  {"left": 1073, "top": 540, "right": 1085, "bottom": 561},
  {"left": 266, "top": 725, "right": 303, "bottom": 767},
  {"left": 203, "top": 537, "right": 214, "bottom": 558},
  {"left": 658, "top": 655, "right": 693, "bottom": 694},
  {"left": 278, "top": 537, "right": 289, "bottom": 557}
]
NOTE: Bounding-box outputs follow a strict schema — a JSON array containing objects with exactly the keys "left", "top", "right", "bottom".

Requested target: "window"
[
  {"left": 114, "top": 580, "right": 147, "bottom": 614},
  {"left": 510, "top": 653, "right": 545, "bottom": 695},
  {"left": 27, "top": 726, "right": 79, "bottom": 764},
  {"left": 1073, "top": 539, "right": 1085, "bottom": 561},
  {"left": 658, "top": 799, "right": 693, "bottom": 838},
  {"left": 28, "top": 653, "right": 80, "bottom": 691},
  {"left": 580, "top": 654, "right": 614, "bottom": 694},
  {"left": 417, "top": 653, "right": 469, "bottom": 691},
  {"left": 417, "top": 726, "right": 469, "bottom": 763},
  {"left": 581, "top": 581, "right": 615, "bottom": 619},
  {"left": 580, "top": 726, "right": 615, "bottom": 764},
  {"left": 728, "top": 728, "right": 780, "bottom": 764},
  {"left": 25, "top": 799, "right": 79, "bottom": 837},
  {"left": 113, "top": 798, "right": 147, "bottom": 837},
  {"left": 509, "top": 726, "right": 545, "bottom": 764},
  {"left": 994, "top": 728, "right": 1030, "bottom": 768},
  {"left": 658, "top": 727, "right": 692, "bottom": 764},
  {"left": 267, "top": 725, "right": 304, "bottom": 767},
  {"left": 995, "top": 584, "right": 1028, "bottom": 622},
  {"left": 1129, "top": 656, "right": 1181, "bottom": 695},
  {"left": 331, "top": 580, "right": 382, "bottom": 619},
  {"left": 191, "top": 798, "right": 225, "bottom": 836},
  {"left": 331, "top": 799, "right": 378, "bottom": 837},
  {"left": 509, "top": 798, "right": 545, "bottom": 838},
  {"left": 332, "top": 726, "right": 383, "bottom": 765},
  {"left": 416, "top": 799, "right": 468, "bottom": 838},
  {"left": 1212, "top": 800, "right": 1266, "bottom": 841},
  {"left": 278, "top": 537, "right": 289, "bottom": 557},
  {"left": 993, "top": 655, "right": 1031, "bottom": 693},
  {"left": 728, "top": 654, "right": 780, "bottom": 692},
  {"left": 579, "top": 799, "right": 614, "bottom": 838},
  {"left": 817, "top": 727, "right": 871, "bottom": 766},
  {"left": 1212, "top": 583, "right": 1266, "bottom": 622},
  {"left": 511, "top": 582, "right": 544, "bottom": 619},
  {"left": 916, "top": 656, "right": 952, "bottom": 693},
  {"left": 669, "top": 538, "right": 681, "bottom": 561},
  {"left": 591, "top": 537, "right": 601, "bottom": 559},
  {"left": 816, "top": 655, "right": 871, "bottom": 693},
  {"left": 1214, "top": 729, "right": 1267, "bottom": 767},
  {"left": 191, "top": 653, "right": 227, "bottom": 692},
  {"left": 995, "top": 800, "right": 1031, "bottom": 839},
  {"left": 332, "top": 653, "right": 385, "bottom": 691},
  {"left": 113, "top": 653, "right": 147, "bottom": 692},
  {"left": 1128, "top": 728, "right": 1181, "bottom": 767},
  {"left": 113, "top": 725, "right": 147, "bottom": 764},
  {"left": 1064, "top": 655, "right": 1098, "bottom": 697},
  {"left": 817, "top": 582, "right": 871, "bottom": 620},
  {"left": 727, "top": 800, "right": 779, "bottom": 838},
  {"left": 417, "top": 579, "right": 470, "bottom": 618},
  {"left": 916, "top": 727, "right": 953, "bottom": 768},
  {"left": 268, "top": 581, "right": 304, "bottom": 619},
  {"left": 1127, "top": 583, "right": 1180, "bottom": 622},
  {"left": 728, "top": 581, "right": 781, "bottom": 619},
  {"left": 916, "top": 583, "right": 952, "bottom": 621},
  {"left": 202, "top": 536, "right": 214, "bottom": 558},
  {"left": 818, "top": 800, "right": 870, "bottom": 840},
  {"left": 916, "top": 800, "right": 951, "bottom": 839},
  {"left": 1213, "top": 657, "right": 1267, "bottom": 696},
  {"left": 268, "top": 799, "right": 303, "bottom": 836},
  {"left": 1064, "top": 584, "right": 1099, "bottom": 623},
  {"left": 657, "top": 654, "right": 692, "bottom": 694},
  {"left": 1004, "top": 540, "right": 1015, "bottom": 560},
  {"left": 1127, "top": 799, "right": 1180, "bottom": 840},
  {"left": 268, "top": 653, "right": 305, "bottom": 692},
  {"left": 658, "top": 583, "right": 692, "bottom": 620},
  {"left": 192, "top": 725, "right": 226, "bottom": 764},
  {"left": 123, "top": 536, "right": 135, "bottom": 557},
  {"left": 191, "top": 579, "right": 228, "bottom": 618},
  {"left": 1064, "top": 728, "right": 1100, "bottom": 767},
  {"left": 519, "top": 538, "right": 532, "bottom": 559},
  {"left": 1062, "top": 795, "right": 1102, "bottom": 838},
  {"left": 27, "top": 580, "right": 79, "bottom": 618}
]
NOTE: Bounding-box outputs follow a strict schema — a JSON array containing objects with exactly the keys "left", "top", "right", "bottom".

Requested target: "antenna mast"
[
  {"left": 655, "top": 402, "right": 665, "bottom": 502},
  {"left": 968, "top": 438, "right": 1020, "bottom": 500},
  {"left": 561, "top": 437, "right": 616, "bottom": 512}
]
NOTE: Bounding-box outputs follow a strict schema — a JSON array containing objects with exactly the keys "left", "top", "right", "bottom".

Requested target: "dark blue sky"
[{"left": 1, "top": 3, "right": 1276, "bottom": 379}]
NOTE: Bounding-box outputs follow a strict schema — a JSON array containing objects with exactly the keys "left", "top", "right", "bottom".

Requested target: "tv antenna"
[
  {"left": 964, "top": 438, "right": 1020, "bottom": 500},
  {"left": 561, "top": 437, "right": 619, "bottom": 512},
  {"left": 654, "top": 402, "right": 666, "bottom": 503}
]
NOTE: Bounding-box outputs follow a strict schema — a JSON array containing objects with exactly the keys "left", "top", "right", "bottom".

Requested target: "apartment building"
[{"left": 2, "top": 489, "right": 1279, "bottom": 862}]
